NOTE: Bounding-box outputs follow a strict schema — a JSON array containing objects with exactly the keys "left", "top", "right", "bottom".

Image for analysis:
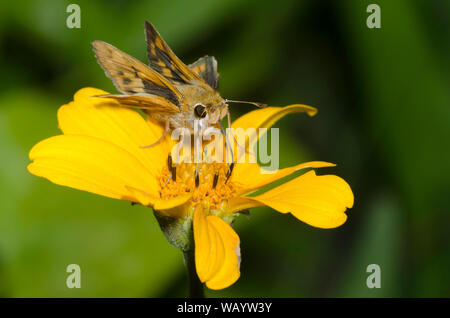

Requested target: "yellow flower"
[{"left": 28, "top": 88, "right": 354, "bottom": 290}]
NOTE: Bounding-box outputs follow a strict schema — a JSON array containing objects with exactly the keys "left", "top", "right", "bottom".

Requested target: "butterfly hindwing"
[
  {"left": 189, "top": 56, "right": 219, "bottom": 90},
  {"left": 95, "top": 94, "right": 179, "bottom": 114},
  {"left": 92, "top": 40, "right": 182, "bottom": 107},
  {"left": 145, "top": 21, "right": 202, "bottom": 85}
]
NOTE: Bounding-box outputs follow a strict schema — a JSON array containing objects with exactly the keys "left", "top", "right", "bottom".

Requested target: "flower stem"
[{"left": 183, "top": 250, "right": 204, "bottom": 298}]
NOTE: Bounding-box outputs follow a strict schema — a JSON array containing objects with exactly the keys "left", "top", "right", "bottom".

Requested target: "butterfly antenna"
[{"left": 225, "top": 99, "right": 267, "bottom": 108}]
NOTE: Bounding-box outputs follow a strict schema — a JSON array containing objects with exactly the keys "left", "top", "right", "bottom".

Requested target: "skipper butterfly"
[{"left": 92, "top": 21, "right": 264, "bottom": 147}]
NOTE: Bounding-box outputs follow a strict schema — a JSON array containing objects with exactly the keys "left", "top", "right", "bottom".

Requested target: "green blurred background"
[{"left": 0, "top": 0, "right": 449, "bottom": 297}]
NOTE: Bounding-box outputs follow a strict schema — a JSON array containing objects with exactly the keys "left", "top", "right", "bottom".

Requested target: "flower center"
[{"left": 159, "top": 156, "right": 236, "bottom": 214}]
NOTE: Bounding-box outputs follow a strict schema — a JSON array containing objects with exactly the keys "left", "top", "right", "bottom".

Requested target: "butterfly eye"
[{"left": 194, "top": 104, "right": 207, "bottom": 118}]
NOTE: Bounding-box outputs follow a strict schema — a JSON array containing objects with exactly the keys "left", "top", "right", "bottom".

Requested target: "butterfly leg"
[
  {"left": 226, "top": 110, "right": 255, "bottom": 157},
  {"left": 194, "top": 144, "right": 200, "bottom": 188},
  {"left": 140, "top": 120, "right": 170, "bottom": 148},
  {"left": 225, "top": 162, "right": 234, "bottom": 184},
  {"left": 219, "top": 119, "right": 235, "bottom": 177},
  {"left": 166, "top": 154, "right": 176, "bottom": 184},
  {"left": 195, "top": 165, "right": 199, "bottom": 188}
]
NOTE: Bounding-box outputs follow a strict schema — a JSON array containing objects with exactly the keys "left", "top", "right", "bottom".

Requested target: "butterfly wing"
[
  {"left": 145, "top": 21, "right": 203, "bottom": 85},
  {"left": 92, "top": 40, "right": 181, "bottom": 111},
  {"left": 188, "top": 56, "right": 219, "bottom": 90},
  {"left": 94, "top": 94, "right": 179, "bottom": 114}
]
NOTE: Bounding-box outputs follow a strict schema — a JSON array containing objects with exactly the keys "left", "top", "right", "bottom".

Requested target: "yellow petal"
[
  {"left": 125, "top": 186, "right": 157, "bottom": 206},
  {"left": 152, "top": 194, "right": 192, "bottom": 219},
  {"left": 231, "top": 104, "right": 317, "bottom": 131},
  {"left": 194, "top": 206, "right": 240, "bottom": 290},
  {"left": 226, "top": 196, "right": 264, "bottom": 214},
  {"left": 229, "top": 105, "right": 316, "bottom": 162},
  {"left": 28, "top": 135, "right": 160, "bottom": 201},
  {"left": 126, "top": 186, "right": 191, "bottom": 218},
  {"left": 245, "top": 170, "right": 354, "bottom": 229},
  {"left": 153, "top": 194, "right": 192, "bottom": 211},
  {"left": 58, "top": 87, "right": 170, "bottom": 180},
  {"left": 232, "top": 161, "right": 336, "bottom": 195}
]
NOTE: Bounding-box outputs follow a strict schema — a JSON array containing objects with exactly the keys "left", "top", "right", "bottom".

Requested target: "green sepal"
[{"left": 153, "top": 211, "right": 193, "bottom": 252}]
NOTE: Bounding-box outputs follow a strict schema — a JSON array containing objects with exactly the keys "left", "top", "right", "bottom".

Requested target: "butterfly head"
[
  {"left": 191, "top": 95, "right": 267, "bottom": 129},
  {"left": 188, "top": 93, "right": 227, "bottom": 131}
]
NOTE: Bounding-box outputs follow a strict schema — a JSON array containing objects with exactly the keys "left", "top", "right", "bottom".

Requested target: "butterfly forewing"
[
  {"left": 92, "top": 40, "right": 182, "bottom": 107},
  {"left": 95, "top": 94, "right": 179, "bottom": 113},
  {"left": 145, "top": 21, "right": 202, "bottom": 85}
]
